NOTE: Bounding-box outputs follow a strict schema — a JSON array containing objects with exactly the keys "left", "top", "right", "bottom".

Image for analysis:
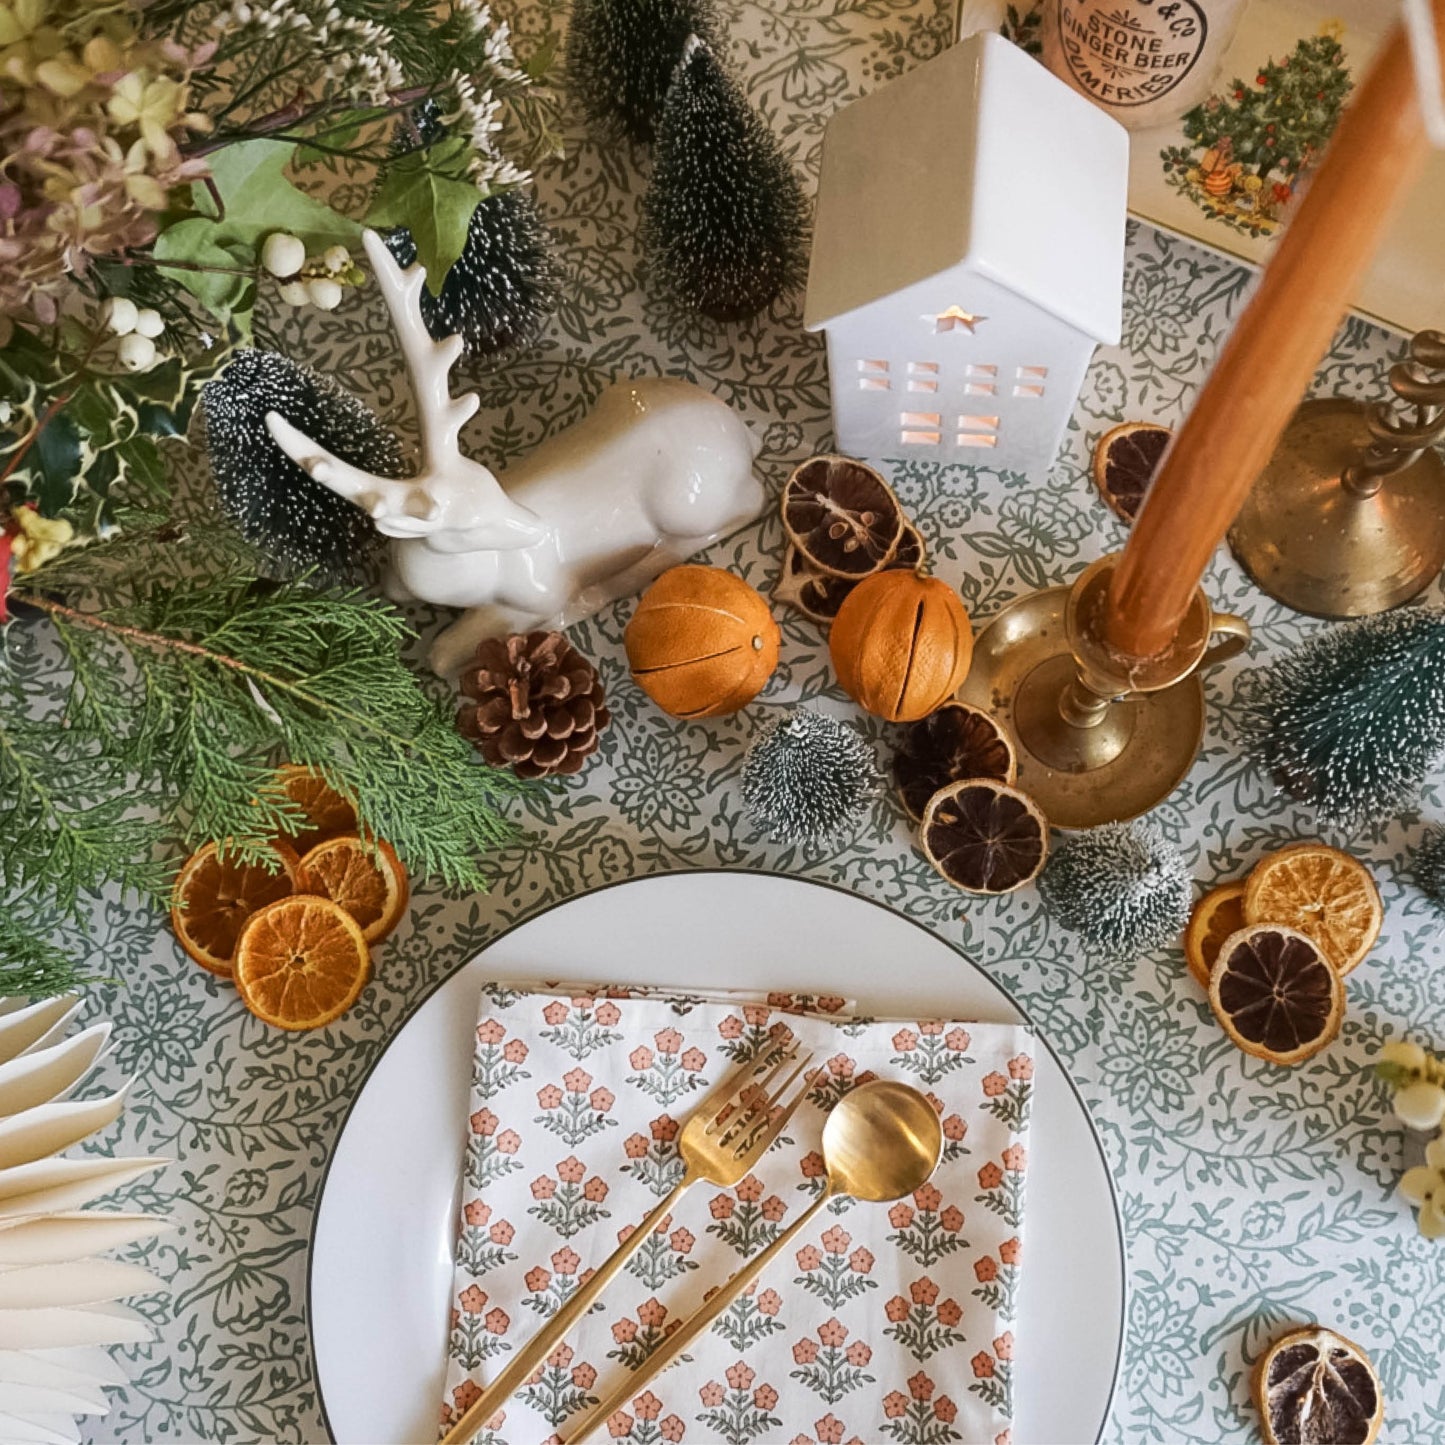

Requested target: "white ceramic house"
[{"left": 805, "top": 31, "right": 1129, "bottom": 477}]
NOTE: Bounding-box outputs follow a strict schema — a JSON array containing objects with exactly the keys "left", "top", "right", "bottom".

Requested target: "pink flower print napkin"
[{"left": 440, "top": 984, "right": 1034, "bottom": 1445}]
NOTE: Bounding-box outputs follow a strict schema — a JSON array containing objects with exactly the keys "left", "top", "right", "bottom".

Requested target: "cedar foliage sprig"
[
  {"left": 0, "top": 921, "right": 85, "bottom": 999},
  {"left": 2, "top": 525, "right": 523, "bottom": 925}
]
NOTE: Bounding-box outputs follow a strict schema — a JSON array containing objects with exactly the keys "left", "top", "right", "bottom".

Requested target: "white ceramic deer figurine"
[{"left": 266, "top": 230, "right": 765, "bottom": 676}]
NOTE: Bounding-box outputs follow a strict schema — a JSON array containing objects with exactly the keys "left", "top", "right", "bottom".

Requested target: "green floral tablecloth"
[{"left": 51, "top": 1, "right": 1445, "bottom": 1441}]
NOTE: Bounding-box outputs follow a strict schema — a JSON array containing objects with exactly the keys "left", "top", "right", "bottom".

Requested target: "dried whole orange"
[
  {"left": 830, "top": 570, "right": 974, "bottom": 723},
  {"left": 775, "top": 524, "right": 926, "bottom": 625},
  {"left": 234, "top": 895, "right": 371, "bottom": 1031},
  {"left": 1093, "top": 422, "right": 1170, "bottom": 523},
  {"left": 170, "top": 840, "right": 300, "bottom": 977},
  {"left": 893, "top": 702, "right": 1016, "bottom": 821},
  {"left": 297, "top": 834, "right": 410, "bottom": 944},
  {"left": 625, "top": 565, "right": 781, "bottom": 719},
  {"left": 1244, "top": 843, "right": 1382, "bottom": 976},
  {"left": 781, "top": 455, "right": 904, "bottom": 578},
  {"left": 1183, "top": 880, "right": 1247, "bottom": 989},
  {"left": 1209, "top": 925, "right": 1344, "bottom": 1066},
  {"left": 1254, "top": 1325, "right": 1383, "bottom": 1445},
  {"left": 920, "top": 779, "right": 1048, "bottom": 895},
  {"left": 270, "top": 764, "right": 358, "bottom": 856}
]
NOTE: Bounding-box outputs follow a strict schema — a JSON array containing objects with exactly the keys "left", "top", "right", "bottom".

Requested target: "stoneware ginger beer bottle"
[{"left": 1040, "top": 0, "right": 1249, "bottom": 129}]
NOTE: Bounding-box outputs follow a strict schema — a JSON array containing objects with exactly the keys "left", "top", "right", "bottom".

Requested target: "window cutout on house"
[
  {"left": 859, "top": 377, "right": 890, "bottom": 391},
  {"left": 908, "top": 379, "right": 938, "bottom": 393},
  {"left": 908, "top": 362, "right": 939, "bottom": 375},
  {"left": 902, "top": 430, "right": 941, "bottom": 446},
  {"left": 901, "top": 411, "right": 941, "bottom": 428},
  {"left": 956, "top": 433, "right": 998, "bottom": 448},
  {"left": 1017, "top": 365, "right": 1048, "bottom": 378},
  {"left": 966, "top": 364, "right": 997, "bottom": 378},
  {"left": 858, "top": 359, "right": 889, "bottom": 373},
  {"left": 958, "top": 415, "right": 998, "bottom": 432},
  {"left": 1013, "top": 384, "right": 1045, "bottom": 399},
  {"left": 964, "top": 382, "right": 996, "bottom": 396}
]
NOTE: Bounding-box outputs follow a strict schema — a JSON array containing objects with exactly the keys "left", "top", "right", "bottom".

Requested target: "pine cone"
[{"left": 457, "top": 631, "right": 611, "bottom": 778}]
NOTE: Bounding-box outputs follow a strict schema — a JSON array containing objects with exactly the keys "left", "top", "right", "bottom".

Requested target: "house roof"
[{"left": 804, "top": 32, "right": 1128, "bottom": 345}]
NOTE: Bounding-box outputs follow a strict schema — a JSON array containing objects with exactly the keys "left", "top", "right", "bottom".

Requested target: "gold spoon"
[{"left": 562, "top": 1079, "right": 944, "bottom": 1443}]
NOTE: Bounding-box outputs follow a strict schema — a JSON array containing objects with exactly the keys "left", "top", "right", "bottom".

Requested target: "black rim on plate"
[{"left": 305, "top": 867, "right": 1128, "bottom": 1443}]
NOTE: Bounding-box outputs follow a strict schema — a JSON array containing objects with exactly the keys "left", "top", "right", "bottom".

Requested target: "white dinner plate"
[{"left": 310, "top": 871, "right": 1125, "bottom": 1445}]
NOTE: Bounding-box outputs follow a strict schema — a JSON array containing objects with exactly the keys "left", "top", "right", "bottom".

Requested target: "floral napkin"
[{"left": 440, "top": 984, "right": 1035, "bottom": 1445}]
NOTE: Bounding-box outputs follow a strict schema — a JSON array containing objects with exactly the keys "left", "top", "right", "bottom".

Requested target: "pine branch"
[
  {"left": 0, "top": 919, "right": 83, "bottom": 998},
  {"left": 3, "top": 545, "right": 527, "bottom": 925}
]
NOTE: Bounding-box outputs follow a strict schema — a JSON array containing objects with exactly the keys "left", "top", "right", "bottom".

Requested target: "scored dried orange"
[
  {"left": 1254, "top": 1325, "right": 1383, "bottom": 1445},
  {"left": 297, "top": 833, "right": 409, "bottom": 944},
  {"left": 233, "top": 895, "right": 371, "bottom": 1031},
  {"left": 1244, "top": 842, "right": 1382, "bottom": 976},
  {"left": 1209, "top": 924, "right": 1344, "bottom": 1067},
  {"left": 170, "top": 840, "right": 300, "bottom": 977},
  {"left": 1183, "top": 880, "right": 1247, "bottom": 989},
  {"left": 270, "top": 764, "right": 358, "bottom": 856}
]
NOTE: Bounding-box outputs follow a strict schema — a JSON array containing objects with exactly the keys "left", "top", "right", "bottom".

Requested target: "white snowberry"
[
  {"left": 261, "top": 231, "right": 306, "bottom": 279},
  {"left": 323, "top": 245, "right": 350, "bottom": 274},
  {"left": 117, "top": 333, "right": 157, "bottom": 372},
  {"left": 103, "top": 296, "right": 138, "bottom": 335},
  {"left": 277, "top": 281, "right": 310, "bottom": 308},
  {"left": 132, "top": 307, "right": 164, "bottom": 339},
  {"left": 305, "top": 277, "right": 343, "bottom": 311}
]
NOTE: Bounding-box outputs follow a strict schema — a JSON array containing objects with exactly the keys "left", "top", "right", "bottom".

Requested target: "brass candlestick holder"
[
  {"left": 1229, "top": 330, "right": 1445, "bottom": 618},
  {"left": 957, "top": 555, "right": 1249, "bottom": 829}
]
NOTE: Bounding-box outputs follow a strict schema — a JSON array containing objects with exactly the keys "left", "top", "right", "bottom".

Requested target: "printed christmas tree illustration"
[{"left": 1161, "top": 27, "right": 1352, "bottom": 237}]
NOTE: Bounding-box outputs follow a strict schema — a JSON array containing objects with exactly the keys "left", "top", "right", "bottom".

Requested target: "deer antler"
[{"left": 265, "top": 229, "right": 544, "bottom": 550}]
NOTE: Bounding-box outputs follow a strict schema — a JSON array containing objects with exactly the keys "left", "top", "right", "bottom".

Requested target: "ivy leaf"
[
  {"left": 366, "top": 136, "right": 481, "bottom": 295},
  {"left": 152, "top": 218, "right": 254, "bottom": 318},
  {"left": 198, "top": 139, "right": 362, "bottom": 255}
]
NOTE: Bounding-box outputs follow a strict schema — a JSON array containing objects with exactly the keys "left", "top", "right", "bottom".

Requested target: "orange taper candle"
[{"left": 1104, "top": 14, "right": 1445, "bottom": 663}]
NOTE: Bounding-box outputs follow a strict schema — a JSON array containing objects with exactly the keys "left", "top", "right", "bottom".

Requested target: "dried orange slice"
[
  {"left": 1244, "top": 843, "right": 1382, "bottom": 976},
  {"left": 270, "top": 764, "right": 358, "bottom": 856},
  {"left": 920, "top": 779, "right": 1048, "bottom": 894},
  {"left": 775, "top": 524, "right": 926, "bottom": 625},
  {"left": 1209, "top": 925, "right": 1344, "bottom": 1066},
  {"left": 296, "top": 833, "right": 409, "bottom": 944},
  {"left": 170, "top": 840, "right": 300, "bottom": 977},
  {"left": 233, "top": 895, "right": 371, "bottom": 1030},
  {"left": 1254, "top": 1325, "right": 1383, "bottom": 1445},
  {"left": 781, "top": 455, "right": 904, "bottom": 578},
  {"left": 1183, "top": 880, "right": 1247, "bottom": 989},
  {"left": 1092, "top": 422, "right": 1170, "bottom": 523},
  {"left": 894, "top": 702, "right": 1017, "bottom": 822}
]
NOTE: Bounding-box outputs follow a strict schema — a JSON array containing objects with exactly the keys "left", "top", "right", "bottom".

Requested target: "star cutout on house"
[{"left": 931, "top": 306, "right": 987, "bottom": 334}]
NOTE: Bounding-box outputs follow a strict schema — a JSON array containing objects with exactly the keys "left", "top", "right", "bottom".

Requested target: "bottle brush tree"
[
  {"left": 1246, "top": 608, "right": 1445, "bottom": 830},
  {"left": 640, "top": 36, "right": 810, "bottom": 322},
  {"left": 567, "top": 0, "right": 722, "bottom": 144}
]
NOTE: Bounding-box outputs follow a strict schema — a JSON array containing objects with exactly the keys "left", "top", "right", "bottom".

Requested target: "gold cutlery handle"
[
  {"left": 440, "top": 1176, "right": 690, "bottom": 1445},
  {"left": 562, "top": 1189, "right": 835, "bottom": 1444}
]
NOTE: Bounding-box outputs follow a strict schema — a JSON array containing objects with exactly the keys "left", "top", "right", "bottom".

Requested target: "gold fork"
[{"left": 439, "top": 1040, "right": 816, "bottom": 1445}]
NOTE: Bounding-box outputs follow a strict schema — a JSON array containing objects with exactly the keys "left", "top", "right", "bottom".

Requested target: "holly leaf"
[
  {"left": 29, "top": 409, "right": 82, "bottom": 513},
  {"left": 152, "top": 218, "right": 254, "bottom": 319},
  {"left": 198, "top": 139, "right": 362, "bottom": 255},
  {"left": 366, "top": 136, "right": 480, "bottom": 295}
]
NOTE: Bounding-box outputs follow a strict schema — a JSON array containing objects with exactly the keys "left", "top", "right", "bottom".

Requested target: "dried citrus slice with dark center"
[
  {"left": 234, "top": 895, "right": 371, "bottom": 1031},
  {"left": 297, "top": 834, "right": 410, "bottom": 944},
  {"left": 776, "top": 524, "right": 926, "bottom": 624},
  {"left": 1255, "top": 1325, "right": 1383, "bottom": 1445},
  {"left": 1183, "top": 879, "right": 1247, "bottom": 989},
  {"left": 894, "top": 703, "right": 1017, "bottom": 821},
  {"left": 781, "top": 455, "right": 904, "bottom": 578},
  {"left": 920, "top": 779, "right": 1048, "bottom": 894},
  {"left": 1093, "top": 422, "right": 1171, "bottom": 523},
  {"left": 1244, "top": 843, "right": 1381, "bottom": 976},
  {"left": 1209, "top": 925, "right": 1344, "bottom": 1066},
  {"left": 269, "top": 764, "right": 358, "bottom": 856},
  {"left": 170, "top": 840, "right": 300, "bottom": 977}
]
